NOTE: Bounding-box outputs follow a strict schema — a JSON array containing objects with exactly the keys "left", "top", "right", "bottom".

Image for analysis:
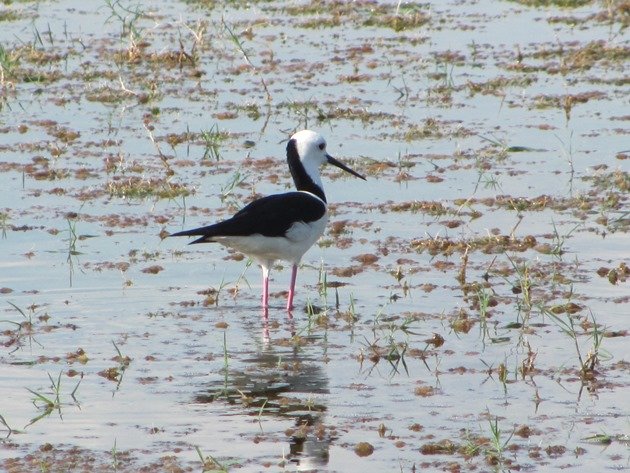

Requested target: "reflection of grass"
[
  {"left": 65, "top": 214, "right": 98, "bottom": 286},
  {"left": 317, "top": 264, "right": 329, "bottom": 309},
  {"left": 66, "top": 217, "right": 80, "bottom": 257},
  {"left": 360, "top": 308, "right": 417, "bottom": 377},
  {"left": 4, "top": 301, "right": 41, "bottom": 352},
  {"left": 0, "top": 413, "right": 17, "bottom": 439},
  {"left": 545, "top": 308, "right": 608, "bottom": 380},
  {"left": 25, "top": 372, "right": 81, "bottom": 428},
  {"left": 26, "top": 372, "right": 63, "bottom": 426}
]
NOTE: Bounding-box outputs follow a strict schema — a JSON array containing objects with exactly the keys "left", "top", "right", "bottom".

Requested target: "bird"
[{"left": 170, "top": 129, "right": 365, "bottom": 316}]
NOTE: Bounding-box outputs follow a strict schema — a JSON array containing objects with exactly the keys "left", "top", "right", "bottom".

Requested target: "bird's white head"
[
  {"left": 291, "top": 129, "right": 328, "bottom": 166},
  {"left": 287, "top": 129, "right": 366, "bottom": 202}
]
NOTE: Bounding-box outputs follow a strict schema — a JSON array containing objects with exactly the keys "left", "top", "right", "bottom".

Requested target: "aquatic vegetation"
[
  {"left": 106, "top": 176, "right": 193, "bottom": 199},
  {"left": 508, "top": 0, "right": 593, "bottom": 8},
  {"left": 200, "top": 125, "right": 229, "bottom": 161}
]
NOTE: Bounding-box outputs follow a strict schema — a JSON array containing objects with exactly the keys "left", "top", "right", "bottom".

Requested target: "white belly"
[{"left": 214, "top": 213, "right": 328, "bottom": 266}]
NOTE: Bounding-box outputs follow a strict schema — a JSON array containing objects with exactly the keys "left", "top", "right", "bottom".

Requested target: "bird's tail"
[
  {"left": 169, "top": 228, "right": 201, "bottom": 237},
  {"left": 169, "top": 227, "right": 215, "bottom": 244}
]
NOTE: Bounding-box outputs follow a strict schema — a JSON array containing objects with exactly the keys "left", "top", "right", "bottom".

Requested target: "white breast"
[{"left": 213, "top": 212, "right": 328, "bottom": 266}]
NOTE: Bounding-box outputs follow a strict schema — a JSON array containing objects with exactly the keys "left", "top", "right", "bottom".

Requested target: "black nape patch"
[{"left": 286, "top": 138, "right": 327, "bottom": 202}]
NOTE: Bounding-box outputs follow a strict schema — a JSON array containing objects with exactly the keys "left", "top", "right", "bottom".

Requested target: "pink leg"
[{"left": 286, "top": 264, "right": 298, "bottom": 312}]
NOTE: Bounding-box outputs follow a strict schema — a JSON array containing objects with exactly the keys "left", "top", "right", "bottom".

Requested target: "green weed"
[
  {"left": 107, "top": 176, "right": 192, "bottom": 200},
  {"left": 25, "top": 372, "right": 81, "bottom": 427},
  {"left": 486, "top": 413, "right": 514, "bottom": 465},
  {"left": 544, "top": 307, "right": 608, "bottom": 380},
  {"left": 220, "top": 169, "right": 248, "bottom": 204},
  {"left": 195, "top": 445, "right": 230, "bottom": 472},
  {"left": 111, "top": 340, "right": 132, "bottom": 392},
  {"left": 282, "top": 100, "right": 327, "bottom": 129},
  {"left": 103, "top": 0, "right": 146, "bottom": 41},
  {"left": 200, "top": 125, "right": 228, "bottom": 161},
  {"left": 504, "top": 254, "right": 533, "bottom": 323},
  {"left": 111, "top": 439, "right": 120, "bottom": 471},
  {"left": 3, "top": 301, "right": 42, "bottom": 352},
  {"left": 221, "top": 17, "right": 271, "bottom": 100},
  {"left": 549, "top": 220, "right": 580, "bottom": 257},
  {"left": 0, "top": 44, "right": 18, "bottom": 84}
]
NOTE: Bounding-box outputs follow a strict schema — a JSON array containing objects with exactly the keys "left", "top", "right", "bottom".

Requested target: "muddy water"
[{"left": 1, "top": 0, "right": 628, "bottom": 471}]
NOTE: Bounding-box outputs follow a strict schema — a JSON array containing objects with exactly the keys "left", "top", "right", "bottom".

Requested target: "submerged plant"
[
  {"left": 2, "top": 302, "right": 42, "bottom": 352},
  {"left": 0, "top": 413, "right": 17, "bottom": 439}
]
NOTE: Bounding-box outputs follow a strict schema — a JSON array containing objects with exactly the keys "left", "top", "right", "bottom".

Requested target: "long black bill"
[{"left": 326, "top": 154, "right": 366, "bottom": 180}]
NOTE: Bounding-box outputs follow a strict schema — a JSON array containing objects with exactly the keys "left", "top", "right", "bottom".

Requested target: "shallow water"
[{"left": 1, "top": 0, "right": 629, "bottom": 471}]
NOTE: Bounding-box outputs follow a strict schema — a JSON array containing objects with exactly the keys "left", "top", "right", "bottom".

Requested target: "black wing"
[{"left": 170, "top": 192, "right": 326, "bottom": 244}]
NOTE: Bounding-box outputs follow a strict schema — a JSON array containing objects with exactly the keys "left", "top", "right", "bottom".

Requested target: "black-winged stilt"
[{"left": 170, "top": 130, "right": 365, "bottom": 315}]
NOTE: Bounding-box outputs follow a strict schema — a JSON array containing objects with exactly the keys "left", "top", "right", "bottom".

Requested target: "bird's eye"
[{"left": 318, "top": 143, "right": 325, "bottom": 150}]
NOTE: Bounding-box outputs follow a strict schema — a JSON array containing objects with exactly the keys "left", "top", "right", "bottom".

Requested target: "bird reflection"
[{"left": 194, "top": 319, "right": 331, "bottom": 469}]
